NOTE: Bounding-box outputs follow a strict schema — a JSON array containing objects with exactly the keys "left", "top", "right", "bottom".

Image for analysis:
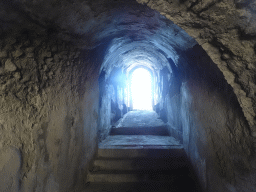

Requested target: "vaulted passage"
[{"left": 0, "top": 0, "right": 256, "bottom": 192}]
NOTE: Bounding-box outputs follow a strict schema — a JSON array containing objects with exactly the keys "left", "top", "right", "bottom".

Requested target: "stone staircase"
[
  {"left": 85, "top": 133, "right": 200, "bottom": 191},
  {"left": 84, "top": 111, "right": 200, "bottom": 191},
  {"left": 88, "top": 145, "right": 186, "bottom": 181}
]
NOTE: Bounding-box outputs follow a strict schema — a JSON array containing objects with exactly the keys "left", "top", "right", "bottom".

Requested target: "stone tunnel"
[{"left": 0, "top": 0, "right": 256, "bottom": 191}]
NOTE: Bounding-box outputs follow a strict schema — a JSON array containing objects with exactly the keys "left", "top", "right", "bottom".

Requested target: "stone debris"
[
  {"left": 5, "top": 59, "right": 17, "bottom": 71},
  {"left": 12, "top": 49, "right": 23, "bottom": 58},
  {"left": 14, "top": 72, "right": 21, "bottom": 79}
]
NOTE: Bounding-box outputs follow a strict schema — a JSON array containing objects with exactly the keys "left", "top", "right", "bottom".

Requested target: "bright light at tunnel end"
[{"left": 131, "top": 68, "right": 152, "bottom": 110}]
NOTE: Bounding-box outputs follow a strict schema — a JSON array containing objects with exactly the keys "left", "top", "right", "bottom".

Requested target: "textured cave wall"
[
  {"left": 2, "top": 0, "right": 255, "bottom": 130},
  {"left": 135, "top": 1, "right": 256, "bottom": 190},
  {"left": 0, "top": 29, "right": 99, "bottom": 192},
  {"left": 1, "top": 1, "right": 256, "bottom": 192},
  {"left": 166, "top": 45, "right": 255, "bottom": 191},
  {"left": 98, "top": 83, "right": 114, "bottom": 141},
  {"left": 98, "top": 68, "right": 127, "bottom": 141},
  {"left": 155, "top": 67, "right": 170, "bottom": 123},
  {"left": 137, "top": 0, "right": 256, "bottom": 133}
]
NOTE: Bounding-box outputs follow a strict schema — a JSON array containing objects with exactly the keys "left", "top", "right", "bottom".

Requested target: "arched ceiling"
[
  {"left": 0, "top": 0, "right": 255, "bottom": 128},
  {"left": 0, "top": 0, "right": 197, "bottom": 77},
  {"left": 137, "top": 0, "right": 256, "bottom": 129},
  {"left": 0, "top": 0, "right": 195, "bottom": 48}
]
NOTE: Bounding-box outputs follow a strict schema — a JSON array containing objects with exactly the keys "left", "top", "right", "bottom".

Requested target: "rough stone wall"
[
  {"left": 98, "top": 83, "right": 125, "bottom": 140},
  {"left": 99, "top": 84, "right": 114, "bottom": 141},
  {"left": 0, "top": 29, "right": 99, "bottom": 191},
  {"left": 137, "top": 0, "right": 256, "bottom": 136},
  {"left": 166, "top": 45, "right": 255, "bottom": 191},
  {"left": 166, "top": 94, "right": 182, "bottom": 142},
  {"left": 98, "top": 68, "right": 129, "bottom": 141}
]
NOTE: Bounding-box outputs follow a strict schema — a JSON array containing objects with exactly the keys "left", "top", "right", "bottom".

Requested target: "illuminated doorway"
[{"left": 131, "top": 68, "right": 153, "bottom": 110}]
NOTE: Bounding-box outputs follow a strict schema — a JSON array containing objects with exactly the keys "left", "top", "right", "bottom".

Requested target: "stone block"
[
  {"left": 43, "top": 65, "right": 48, "bottom": 71},
  {"left": 5, "top": 59, "right": 17, "bottom": 72},
  {"left": 14, "top": 72, "right": 21, "bottom": 79},
  {"left": 13, "top": 49, "right": 23, "bottom": 58}
]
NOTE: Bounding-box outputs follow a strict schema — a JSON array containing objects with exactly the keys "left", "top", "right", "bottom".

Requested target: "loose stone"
[
  {"left": 13, "top": 49, "right": 23, "bottom": 58},
  {"left": 5, "top": 59, "right": 17, "bottom": 72}
]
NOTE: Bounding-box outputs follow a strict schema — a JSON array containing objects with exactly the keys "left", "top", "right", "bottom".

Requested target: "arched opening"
[{"left": 130, "top": 67, "right": 153, "bottom": 110}]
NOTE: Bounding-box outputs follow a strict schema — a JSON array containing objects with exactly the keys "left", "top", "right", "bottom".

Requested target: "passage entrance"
[{"left": 131, "top": 68, "right": 152, "bottom": 110}]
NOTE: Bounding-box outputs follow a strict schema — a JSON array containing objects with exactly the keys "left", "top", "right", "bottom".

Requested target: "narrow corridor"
[
  {"left": 1, "top": 1, "right": 255, "bottom": 191},
  {"left": 83, "top": 111, "right": 201, "bottom": 192}
]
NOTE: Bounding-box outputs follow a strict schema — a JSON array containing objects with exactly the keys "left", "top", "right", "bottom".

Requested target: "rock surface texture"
[
  {"left": 0, "top": 0, "right": 255, "bottom": 192},
  {"left": 0, "top": 29, "right": 99, "bottom": 192},
  {"left": 136, "top": 0, "right": 256, "bottom": 130}
]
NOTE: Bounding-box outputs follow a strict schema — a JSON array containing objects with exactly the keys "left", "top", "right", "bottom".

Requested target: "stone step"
[
  {"left": 110, "top": 126, "right": 169, "bottom": 136},
  {"left": 98, "top": 135, "right": 181, "bottom": 148},
  {"left": 83, "top": 182, "right": 187, "bottom": 192},
  {"left": 83, "top": 182, "right": 170, "bottom": 192},
  {"left": 87, "top": 172, "right": 177, "bottom": 183},
  {"left": 97, "top": 146, "right": 185, "bottom": 159},
  {"left": 92, "top": 158, "right": 188, "bottom": 171}
]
